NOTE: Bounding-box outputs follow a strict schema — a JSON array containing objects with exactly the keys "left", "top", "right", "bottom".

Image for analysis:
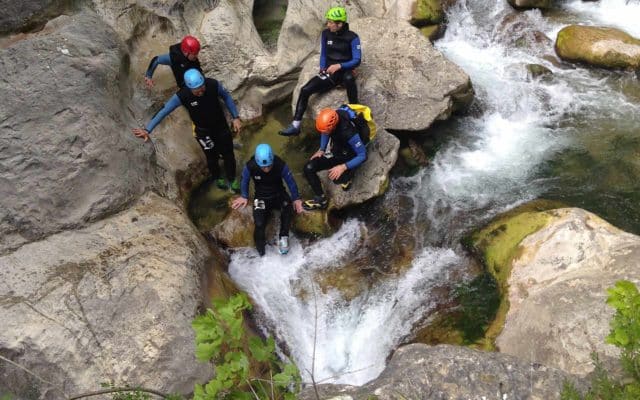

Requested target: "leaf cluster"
[
  {"left": 561, "top": 280, "right": 640, "bottom": 399},
  {"left": 192, "top": 293, "right": 301, "bottom": 399}
]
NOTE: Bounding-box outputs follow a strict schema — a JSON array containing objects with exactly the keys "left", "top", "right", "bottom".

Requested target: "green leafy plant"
[
  {"left": 561, "top": 280, "right": 640, "bottom": 399},
  {"left": 192, "top": 292, "right": 301, "bottom": 399}
]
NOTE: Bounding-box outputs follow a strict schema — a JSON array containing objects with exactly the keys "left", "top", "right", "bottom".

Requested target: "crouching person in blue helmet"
[
  {"left": 231, "top": 144, "right": 304, "bottom": 256},
  {"left": 132, "top": 69, "right": 243, "bottom": 192}
]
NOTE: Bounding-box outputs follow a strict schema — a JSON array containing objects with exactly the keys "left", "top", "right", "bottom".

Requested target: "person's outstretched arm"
[
  {"left": 144, "top": 53, "right": 171, "bottom": 87},
  {"left": 132, "top": 94, "right": 181, "bottom": 141}
]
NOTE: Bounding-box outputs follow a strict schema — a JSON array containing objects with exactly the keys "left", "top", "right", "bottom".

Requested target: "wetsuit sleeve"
[
  {"left": 240, "top": 165, "right": 251, "bottom": 199},
  {"left": 320, "top": 134, "right": 330, "bottom": 151},
  {"left": 144, "top": 94, "right": 181, "bottom": 133},
  {"left": 281, "top": 164, "right": 300, "bottom": 200},
  {"left": 340, "top": 36, "right": 362, "bottom": 70},
  {"left": 217, "top": 83, "right": 239, "bottom": 119},
  {"left": 345, "top": 134, "right": 367, "bottom": 169},
  {"left": 319, "top": 30, "right": 327, "bottom": 70},
  {"left": 145, "top": 53, "right": 171, "bottom": 78}
]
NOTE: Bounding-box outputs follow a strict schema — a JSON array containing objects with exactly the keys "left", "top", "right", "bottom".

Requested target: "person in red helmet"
[
  {"left": 144, "top": 35, "right": 202, "bottom": 89},
  {"left": 302, "top": 107, "right": 367, "bottom": 210}
]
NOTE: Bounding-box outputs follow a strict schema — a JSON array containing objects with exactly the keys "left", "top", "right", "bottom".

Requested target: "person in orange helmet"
[
  {"left": 302, "top": 108, "right": 367, "bottom": 210},
  {"left": 144, "top": 35, "right": 202, "bottom": 89}
]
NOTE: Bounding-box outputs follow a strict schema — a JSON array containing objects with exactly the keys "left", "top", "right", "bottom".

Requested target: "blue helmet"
[
  {"left": 255, "top": 144, "right": 274, "bottom": 167},
  {"left": 184, "top": 69, "right": 204, "bottom": 89}
]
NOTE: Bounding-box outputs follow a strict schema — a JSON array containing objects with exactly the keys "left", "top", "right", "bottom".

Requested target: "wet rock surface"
[
  {"left": 555, "top": 25, "right": 640, "bottom": 70},
  {"left": 298, "top": 344, "right": 586, "bottom": 400}
]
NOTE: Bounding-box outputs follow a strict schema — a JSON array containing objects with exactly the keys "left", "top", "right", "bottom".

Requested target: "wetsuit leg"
[
  {"left": 341, "top": 70, "right": 358, "bottom": 104},
  {"left": 253, "top": 199, "right": 271, "bottom": 256},
  {"left": 214, "top": 127, "right": 237, "bottom": 181},
  {"left": 303, "top": 155, "right": 346, "bottom": 196},
  {"left": 293, "top": 75, "right": 336, "bottom": 121},
  {"left": 195, "top": 135, "right": 221, "bottom": 178},
  {"left": 277, "top": 195, "right": 294, "bottom": 237}
]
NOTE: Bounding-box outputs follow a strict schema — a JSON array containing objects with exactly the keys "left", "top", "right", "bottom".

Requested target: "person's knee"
[
  {"left": 304, "top": 161, "right": 318, "bottom": 175},
  {"left": 343, "top": 72, "right": 356, "bottom": 85}
]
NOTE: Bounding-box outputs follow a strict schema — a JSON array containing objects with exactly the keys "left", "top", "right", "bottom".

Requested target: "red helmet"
[
  {"left": 180, "top": 35, "right": 201, "bottom": 55},
  {"left": 316, "top": 108, "right": 339, "bottom": 133}
]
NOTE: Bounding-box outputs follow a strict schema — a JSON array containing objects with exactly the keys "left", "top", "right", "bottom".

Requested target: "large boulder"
[
  {"left": 0, "top": 11, "right": 155, "bottom": 255},
  {"left": 0, "top": 193, "right": 212, "bottom": 399},
  {"left": 299, "top": 344, "right": 585, "bottom": 399},
  {"left": 555, "top": 25, "right": 640, "bottom": 70},
  {"left": 495, "top": 208, "right": 640, "bottom": 376},
  {"left": 322, "top": 129, "right": 400, "bottom": 210},
  {"left": 295, "top": 17, "right": 473, "bottom": 131}
]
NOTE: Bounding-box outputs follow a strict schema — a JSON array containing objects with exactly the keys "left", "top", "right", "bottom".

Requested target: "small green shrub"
[
  {"left": 561, "top": 280, "right": 640, "bottom": 399},
  {"left": 192, "top": 292, "right": 301, "bottom": 399}
]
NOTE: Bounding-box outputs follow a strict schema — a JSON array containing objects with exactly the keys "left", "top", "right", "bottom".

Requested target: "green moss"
[
  {"left": 453, "top": 272, "right": 501, "bottom": 345},
  {"left": 466, "top": 199, "right": 565, "bottom": 346},
  {"left": 412, "top": 0, "right": 443, "bottom": 25},
  {"left": 419, "top": 25, "right": 440, "bottom": 41}
]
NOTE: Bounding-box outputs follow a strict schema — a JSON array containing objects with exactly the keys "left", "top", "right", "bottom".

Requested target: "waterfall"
[{"left": 229, "top": 0, "right": 640, "bottom": 386}]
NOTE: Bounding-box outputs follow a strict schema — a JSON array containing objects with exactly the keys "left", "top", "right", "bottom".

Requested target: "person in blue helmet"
[
  {"left": 144, "top": 35, "right": 202, "bottom": 89},
  {"left": 132, "top": 69, "right": 243, "bottom": 192},
  {"left": 279, "top": 6, "right": 361, "bottom": 137},
  {"left": 232, "top": 144, "right": 304, "bottom": 256}
]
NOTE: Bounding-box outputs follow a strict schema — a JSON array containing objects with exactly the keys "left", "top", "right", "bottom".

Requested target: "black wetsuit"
[
  {"left": 303, "top": 110, "right": 367, "bottom": 196},
  {"left": 177, "top": 78, "right": 235, "bottom": 180},
  {"left": 241, "top": 156, "right": 300, "bottom": 255},
  {"left": 293, "top": 23, "right": 362, "bottom": 121}
]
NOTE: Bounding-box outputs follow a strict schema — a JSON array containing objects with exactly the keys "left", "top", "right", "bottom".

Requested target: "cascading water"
[{"left": 228, "top": 0, "right": 640, "bottom": 386}]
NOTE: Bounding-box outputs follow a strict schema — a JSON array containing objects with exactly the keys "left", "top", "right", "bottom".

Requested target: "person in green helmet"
[{"left": 279, "top": 6, "right": 362, "bottom": 137}]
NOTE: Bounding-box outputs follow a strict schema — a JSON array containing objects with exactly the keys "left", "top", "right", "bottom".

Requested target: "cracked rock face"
[
  {"left": 0, "top": 11, "right": 155, "bottom": 255},
  {"left": 497, "top": 208, "right": 640, "bottom": 377},
  {"left": 0, "top": 193, "right": 212, "bottom": 399},
  {"left": 298, "top": 344, "right": 585, "bottom": 399}
]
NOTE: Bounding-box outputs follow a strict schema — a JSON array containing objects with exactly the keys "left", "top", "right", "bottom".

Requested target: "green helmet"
[{"left": 325, "top": 6, "right": 347, "bottom": 22}]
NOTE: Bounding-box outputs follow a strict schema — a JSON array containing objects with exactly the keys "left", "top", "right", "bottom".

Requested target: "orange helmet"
[{"left": 315, "top": 108, "right": 339, "bottom": 133}]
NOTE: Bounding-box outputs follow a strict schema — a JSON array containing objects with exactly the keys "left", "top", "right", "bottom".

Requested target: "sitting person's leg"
[{"left": 280, "top": 74, "right": 336, "bottom": 136}]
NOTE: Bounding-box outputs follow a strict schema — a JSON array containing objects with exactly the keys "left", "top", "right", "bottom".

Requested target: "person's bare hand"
[
  {"left": 328, "top": 164, "right": 347, "bottom": 180},
  {"left": 326, "top": 64, "right": 342, "bottom": 74},
  {"left": 310, "top": 150, "right": 325, "bottom": 160},
  {"left": 232, "top": 118, "right": 242, "bottom": 136},
  {"left": 293, "top": 199, "right": 303, "bottom": 214},
  {"left": 144, "top": 77, "right": 154, "bottom": 88},
  {"left": 132, "top": 128, "right": 150, "bottom": 142},
  {"left": 231, "top": 197, "right": 248, "bottom": 210}
]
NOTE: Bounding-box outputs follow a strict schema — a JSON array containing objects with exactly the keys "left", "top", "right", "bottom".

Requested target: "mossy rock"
[
  {"left": 293, "top": 210, "right": 334, "bottom": 238},
  {"left": 419, "top": 24, "right": 441, "bottom": 41},
  {"left": 555, "top": 25, "right": 640, "bottom": 69},
  {"left": 411, "top": 0, "right": 443, "bottom": 25},
  {"left": 507, "top": 0, "right": 551, "bottom": 10},
  {"left": 464, "top": 199, "right": 566, "bottom": 345},
  {"left": 526, "top": 63, "right": 553, "bottom": 80}
]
